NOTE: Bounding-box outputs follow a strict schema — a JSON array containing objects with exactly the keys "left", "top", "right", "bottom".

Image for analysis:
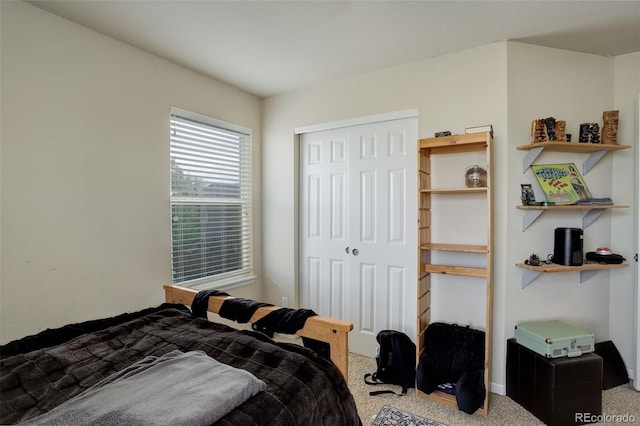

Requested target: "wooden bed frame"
[{"left": 163, "top": 284, "right": 353, "bottom": 382}]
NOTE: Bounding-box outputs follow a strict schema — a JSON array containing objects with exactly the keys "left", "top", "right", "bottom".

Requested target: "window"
[{"left": 170, "top": 107, "right": 254, "bottom": 289}]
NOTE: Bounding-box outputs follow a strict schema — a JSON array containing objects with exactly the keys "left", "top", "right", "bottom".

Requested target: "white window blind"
[{"left": 170, "top": 108, "right": 253, "bottom": 288}]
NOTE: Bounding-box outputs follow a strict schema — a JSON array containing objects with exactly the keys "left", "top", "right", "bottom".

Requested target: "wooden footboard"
[{"left": 163, "top": 284, "right": 353, "bottom": 382}]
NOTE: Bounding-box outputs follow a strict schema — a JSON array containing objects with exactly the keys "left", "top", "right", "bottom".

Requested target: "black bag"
[
  {"left": 364, "top": 330, "right": 416, "bottom": 395},
  {"left": 416, "top": 322, "right": 485, "bottom": 414},
  {"left": 586, "top": 251, "right": 625, "bottom": 264}
]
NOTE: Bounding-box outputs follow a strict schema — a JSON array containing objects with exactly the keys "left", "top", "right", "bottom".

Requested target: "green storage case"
[{"left": 515, "top": 320, "right": 594, "bottom": 358}]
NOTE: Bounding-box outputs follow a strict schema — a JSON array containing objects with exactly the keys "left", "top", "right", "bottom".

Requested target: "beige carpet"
[{"left": 348, "top": 352, "right": 640, "bottom": 426}]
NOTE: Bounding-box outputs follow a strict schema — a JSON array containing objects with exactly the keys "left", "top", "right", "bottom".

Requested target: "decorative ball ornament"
[{"left": 465, "top": 165, "right": 487, "bottom": 188}]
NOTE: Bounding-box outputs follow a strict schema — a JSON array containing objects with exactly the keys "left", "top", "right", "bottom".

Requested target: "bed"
[{"left": 0, "top": 284, "right": 361, "bottom": 425}]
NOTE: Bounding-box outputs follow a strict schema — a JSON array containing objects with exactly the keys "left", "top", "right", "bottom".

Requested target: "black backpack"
[{"left": 364, "top": 330, "right": 416, "bottom": 395}]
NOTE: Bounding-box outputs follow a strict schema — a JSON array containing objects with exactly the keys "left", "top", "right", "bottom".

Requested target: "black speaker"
[{"left": 553, "top": 227, "right": 583, "bottom": 266}]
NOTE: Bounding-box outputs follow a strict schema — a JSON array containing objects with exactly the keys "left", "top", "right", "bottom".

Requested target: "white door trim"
[
  {"left": 635, "top": 92, "right": 640, "bottom": 390},
  {"left": 294, "top": 109, "right": 418, "bottom": 135}
]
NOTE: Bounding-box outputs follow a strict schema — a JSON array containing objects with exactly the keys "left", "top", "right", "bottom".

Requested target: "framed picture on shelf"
[
  {"left": 520, "top": 184, "right": 536, "bottom": 205},
  {"left": 531, "top": 163, "right": 592, "bottom": 205}
]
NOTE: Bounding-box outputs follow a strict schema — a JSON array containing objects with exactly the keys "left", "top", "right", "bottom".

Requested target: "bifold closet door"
[{"left": 300, "top": 116, "right": 417, "bottom": 357}]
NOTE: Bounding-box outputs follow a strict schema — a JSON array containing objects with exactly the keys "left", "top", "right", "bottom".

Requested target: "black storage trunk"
[{"left": 506, "top": 338, "right": 602, "bottom": 425}]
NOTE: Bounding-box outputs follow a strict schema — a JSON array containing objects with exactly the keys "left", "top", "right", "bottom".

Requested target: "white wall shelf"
[
  {"left": 516, "top": 205, "right": 629, "bottom": 231},
  {"left": 516, "top": 262, "right": 629, "bottom": 288},
  {"left": 516, "top": 141, "right": 631, "bottom": 174}
]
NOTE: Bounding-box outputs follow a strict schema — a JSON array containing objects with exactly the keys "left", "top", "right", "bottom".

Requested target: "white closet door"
[
  {"left": 299, "top": 115, "right": 417, "bottom": 357},
  {"left": 300, "top": 128, "right": 350, "bottom": 320}
]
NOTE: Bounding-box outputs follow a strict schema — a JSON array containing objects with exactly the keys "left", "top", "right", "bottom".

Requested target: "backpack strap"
[
  {"left": 368, "top": 385, "right": 408, "bottom": 396},
  {"left": 363, "top": 374, "right": 408, "bottom": 396},
  {"left": 364, "top": 373, "right": 381, "bottom": 385}
]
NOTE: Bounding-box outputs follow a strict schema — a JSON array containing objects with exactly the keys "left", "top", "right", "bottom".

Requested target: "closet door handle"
[
  {"left": 345, "top": 247, "right": 350, "bottom": 254},
  {"left": 352, "top": 248, "right": 359, "bottom": 256}
]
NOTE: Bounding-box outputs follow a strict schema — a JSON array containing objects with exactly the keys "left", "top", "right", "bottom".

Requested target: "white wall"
[
  {"left": 262, "top": 42, "right": 510, "bottom": 388},
  {"left": 0, "top": 1, "right": 263, "bottom": 343}
]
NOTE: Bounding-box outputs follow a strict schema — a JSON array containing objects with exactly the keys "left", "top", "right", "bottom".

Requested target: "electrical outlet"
[{"left": 281, "top": 296, "right": 288, "bottom": 308}]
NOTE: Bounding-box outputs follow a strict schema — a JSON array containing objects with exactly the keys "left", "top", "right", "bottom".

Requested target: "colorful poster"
[{"left": 531, "top": 163, "right": 592, "bottom": 205}]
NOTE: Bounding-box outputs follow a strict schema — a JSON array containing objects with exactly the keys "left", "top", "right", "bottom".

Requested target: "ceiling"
[{"left": 29, "top": 1, "right": 640, "bottom": 99}]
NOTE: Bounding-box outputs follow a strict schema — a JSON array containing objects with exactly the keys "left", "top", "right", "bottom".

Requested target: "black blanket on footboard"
[{"left": 0, "top": 304, "right": 361, "bottom": 425}]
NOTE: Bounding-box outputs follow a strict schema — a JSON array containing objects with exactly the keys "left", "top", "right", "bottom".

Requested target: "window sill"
[{"left": 180, "top": 274, "right": 257, "bottom": 293}]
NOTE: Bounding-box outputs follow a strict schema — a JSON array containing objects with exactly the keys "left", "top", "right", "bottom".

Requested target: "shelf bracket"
[
  {"left": 522, "top": 210, "right": 544, "bottom": 231},
  {"left": 522, "top": 270, "right": 542, "bottom": 288},
  {"left": 524, "top": 269, "right": 600, "bottom": 286},
  {"left": 583, "top": 150, "right": 607, "bottom": 175},
  {"left": 582, "top": 208, "right": 605, "bottom": 229},
  {"left": 522, "top": 146, "right": 544, "bottom": 173},
  {"left": 580, "top": 269, "right": 600, "bottom": 283}
]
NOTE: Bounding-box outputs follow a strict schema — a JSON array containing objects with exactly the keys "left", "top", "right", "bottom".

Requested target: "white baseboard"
[
  {"left": 628, "top": 368, "right": 638, "bottom": 391},
  {"left": 490, "top": 382, "right": 505, "bottom": 396}
]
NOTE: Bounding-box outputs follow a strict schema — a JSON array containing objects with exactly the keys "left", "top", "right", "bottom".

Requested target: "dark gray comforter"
[{"left": 0, "top": 305, "right": 361, "bottom": 425}]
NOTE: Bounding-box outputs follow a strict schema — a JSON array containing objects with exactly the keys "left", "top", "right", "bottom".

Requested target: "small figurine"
[
  {"left": 531, "top": 119, "right": 547, "bottom": 143},
  {"left": 602, "top": 110, "right": 619, "bottom": 144},
  {"left": 554, "top": 120, "right": 566, "bottom": 141},
  {"left": 544, "top": 117, "right": 556, "bottom": 140},
  {"left": 521, "top": 184, "right": 536, "bottom": 205},
  {"left": 579, "top": 123, "right": 591, "bottom": 143},
  {"left": 590, "top": 123, "right": 600, "bottom": 144}
]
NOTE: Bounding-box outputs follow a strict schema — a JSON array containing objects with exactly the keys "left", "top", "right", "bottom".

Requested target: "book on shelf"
[
  {"left": 531, "top": 163, "right": 592, "bottom": 205},
  {"left": 465, "top": 125, "right": 493, "bottom": 137}
]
